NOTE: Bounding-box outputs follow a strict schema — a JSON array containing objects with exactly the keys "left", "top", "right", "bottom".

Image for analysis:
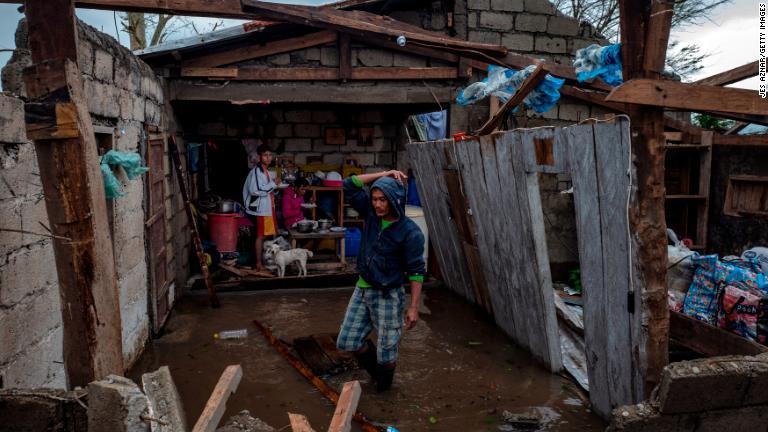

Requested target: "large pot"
[
  {"left": 295, "top": 220, "right": 317, "bottom": 233},
  {"left": 217, "top": 199, "right": 236, "bottom": 213}
]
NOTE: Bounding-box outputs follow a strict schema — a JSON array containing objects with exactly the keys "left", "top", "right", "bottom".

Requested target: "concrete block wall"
[
  {"left": 181, "top": 104, "right": 405, "bottom": 174},
  {"left": 1, "top": 19, "right": 180, "bottom": 387},
  {"left": 608, "top": 353, "right": 768, "bottom": 431},
  {"left": 0, "top": 94, "right": 66, "bottom": 389}
]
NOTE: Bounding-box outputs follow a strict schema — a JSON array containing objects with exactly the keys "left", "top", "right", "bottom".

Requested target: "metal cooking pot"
[
  {"left": 217, "top": 199, "right": 236, "bottom": 213},
  {"left": 295, "top": 220, "right": 317, "bottom": 233},
  {"left": 317, "top": 219, "right": 333, "bottom": 231}
]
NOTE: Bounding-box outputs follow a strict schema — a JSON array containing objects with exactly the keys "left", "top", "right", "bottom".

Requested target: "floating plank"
[
  {"left": 142, "top": 366, "right": 187, "bottom": 432},
  {"left": 183, "top": 31, "right": 338, "bottom": 68},
  {"left": 288, "top": 413, "right": 317, "bottom": 432},
  {"left": 606, "top": 79, "right": 768, "bottom": 116},
  {"left": 191, "top": 365, "right": 243, "bottom": 432},
  {"left": 327, "top": 381, "right": 362, "bottom": 432},
  {"left": 670, "top": 311, "right": 768, "bottom": 356},
  {"left": 694, "top": 60, "right": 759, "bottom": 87}
]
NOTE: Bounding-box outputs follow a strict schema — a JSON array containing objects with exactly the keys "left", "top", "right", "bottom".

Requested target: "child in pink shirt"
[{"left": 282, "top": 178, "right": 310, "bottom": 229}]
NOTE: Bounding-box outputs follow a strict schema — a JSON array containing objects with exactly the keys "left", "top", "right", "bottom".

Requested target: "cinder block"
[
  {"left": 311, "top": 110, "right": 337, "bottom": 123},
  {"left": 468, "top": 11, "right": 477, "bottom": 27},
  {"left": 294, "top": 123, "right": 321, "bottom": 138},
  {"left": 557, "top": 103, "right": 589, "bottom": 122},
  {"left": 360, "top": 110, "right": 385, "bottom": 123},
  {"left": 118, "top": 89, "right": 133, "bottom": 119},
  {"left": 357, "top": 48, "right": 394, "bottom": 67},
  {"left": 93, "top": 49, "right": 114, "bottom": 82},
  {"left": 0, "top": 282, "right": 62, "bottom": 359},
  {"left": 502, "top": 33, "right": 534, "bottom": 51},
  {"left": 274, "top": 123, "right": 293, "bottom": 138},
  {"left": 548, "top": 16, "right": 580, "bottom": 36},
  {"left": 351, "top": 153, "right": 375, "bottom": 166},
  {"left": 524, "top": 0, "right": 557, "bottom": 14},
  {"left": 479, "top": 11, "right": 513, "bottom": 31},
  {"left": 491, "top": 0, "right": 523, "bottom": 11},
  {"left": 269, "top": 53, "right": 291, "bottom": 66},
  {"left": 569, "top": 38, "right": 595, "bottom": 54},
  {"left": 304, "top": 47, "right": 321, "bottom": 62},
  {"left": 313, "top": 139, "right": 341, "bottom": 153},
  {"left": 0, "top": 242, "right": 58, "bottom": 307},
  {"left": 453, "top": 14, "right": 468, "bottom": 39},
  {"left": 535, "top": 36, "right": 566, "bottom": 54},
  {"left": 455, "top": 0, "right": 468, "bottom": 14},
  {"left": 393, "top": 53, "right": 428, "bottom": 67},
  {"left": 284, "top": 138, "right": 313, "bottom": 152},
  {"left": 695, "top": 405, "right": 768, "bottom": 432},
  {"left": 516, "top": 14, "right": 548, "bottom": 32},
  {"left": 78, "top": 41, "right": 94, "bottom": 76},
  {"left": 141, "top": 366, "right": 187, "bottom": 432},
  {"left": 88, "top": 375, "right": 150, "bottom": 432},
  {"left": 320, "top": 46, "right": 339, "bottom": 67},
  {"left": 658, "top": 356, "right": 756, "bottom": 414},
  {"left": 285, "top": 110, "right": 312, "bottom": 123},
  {"left": 0, "top": 142, "right": 39, "bottom": 201},
  {"left": 430, "top": 12, "right": 447, "bottom": 30},
  {"left": 468, "top": 30, "right": 501, "bottom": 45},
  {"left": 294, "top": 152, "right": 321, "bottom": 164},
  {"left": 607, "top": 403, "right": 695, "bottom": 432},
  {"left": 0, "top": 95, "right": 27, "bottom": 143},
  {"left": 144, "top": 100, "right": 161, "bottom": 126},
  {"left": 376, "top": 152, "right": 394, "bottom": 167},
  {"left": 468, "top": 0, "right": 490, "bottom": 10},
  {"left": 131, "top": 96, "right": 146, "bottom": 122},
  {"left": 1, "top": 328, "right": 66, "bottom": 389},
  {"left": 323, "top": 153, "right": 344, "bottom": 164}
]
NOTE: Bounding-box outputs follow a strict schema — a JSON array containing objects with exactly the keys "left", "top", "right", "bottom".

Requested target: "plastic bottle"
[{"left": 213, "top": 329, "right": 248, "bottom": 339}]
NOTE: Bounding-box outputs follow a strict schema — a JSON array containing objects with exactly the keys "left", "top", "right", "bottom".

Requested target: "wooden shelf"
[{"left": 664, "top": 144, "right": 711, "bottom": 150}]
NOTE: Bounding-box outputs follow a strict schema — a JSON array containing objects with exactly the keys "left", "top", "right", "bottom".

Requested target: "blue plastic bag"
[
  {"left": 100, "top": 150, "right": 150, "bottom": 199},
  {"left": 573, "top": 43, "right": 623, "bottom": 87},
  {"left": 456, "top": 65, "right": 564, "bottom": 114}
]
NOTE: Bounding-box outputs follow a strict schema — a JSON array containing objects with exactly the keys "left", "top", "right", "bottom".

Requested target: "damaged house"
[{"left": 1, "top": 0, "right": 767, "bottom": 431}]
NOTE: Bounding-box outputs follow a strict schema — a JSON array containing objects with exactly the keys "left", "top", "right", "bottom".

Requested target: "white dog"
[{"left": 267, "top": 243, "right": 313, "bottom": 277}]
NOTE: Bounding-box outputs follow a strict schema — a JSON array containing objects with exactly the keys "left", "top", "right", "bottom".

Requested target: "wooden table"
[{"left": 288, "top": 229, "right": 346, "bottom": 270}]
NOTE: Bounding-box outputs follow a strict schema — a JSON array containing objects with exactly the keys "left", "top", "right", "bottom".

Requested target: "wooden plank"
[
  {"left": 670, "top": 311, "right": 768, "bottom": 356},
  {"left": 476, "top": 65, "right": 546, "bottom": 135},
  {"left": 350, "top": 67, "right": 457, "bottom": 80},
  {"left": 406, "top": 140, "right": 477, "bottom": 303},
  {"left": 180, "top": 67, "right": 238, "bottom": 78},
  {"left": 191, "top": 365, "right": 243, "bottom": 432},
  {"left": 189, "top": 67, "right": 459, "bottom": 81},
  {"left": 241, "top": 1, "right": 507, "bottom": 57},
  {"left": 694, "top": 60, "right": 759, "bottom": 87},
  {"left": 0, "top": 0, "right": 260, "bottom": 19},
  {"left": 183, "top": 31, "right": 338, "bottom": 68},
  {"left": 327, "top": 381, "right": 361, "bottom": 432},
  {"left": 23, "top": 1, "right": 124, "bottom": 385},
  {"left": 696, "top": 131, "right": 712, "bottom": 248},
  {"left": 142, "top": 366, "right": 187, "bottom": 432},
  {"left": 338, "top": 33, "right": 351, "bottom": 81},
  {"left": 288, "top": 413, "right": 317, "bottom": 432},
  {"left": 170, "top": 81, "right": 454, "bottom": 104},
  {"left": 169, "top": 136, "right": 219, "bottom": 307},
  {"left": 566, "top": 122, "right": 610, "bottom": 416},
  {"left": 606, "top": 79, "right": 768, "bottom": 116},
  {"left": 713, "top": 134, "right": 768, "bottom": 147}
]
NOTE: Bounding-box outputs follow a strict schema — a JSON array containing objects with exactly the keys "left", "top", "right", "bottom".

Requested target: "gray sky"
[{"left": 0, "top": 0, "right": 761, "bottom": 91}]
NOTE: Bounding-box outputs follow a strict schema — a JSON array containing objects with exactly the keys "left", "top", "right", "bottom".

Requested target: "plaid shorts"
[{"left": 336, "top": 286, "right": 405, "bottom": 365}]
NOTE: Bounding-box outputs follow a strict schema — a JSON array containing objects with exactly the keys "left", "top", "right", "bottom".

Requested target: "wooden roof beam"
[
  {"left": 0, "top": 0, "right": 259, "bottom": 19},
  {"left": 606, "top": 79, "right": 768, "bottom": 116},
  {"left": 180, "top": 66, "right": 459, "bottom": 80},
  {"left": 476, "top": 64, "right": 546, "bottom": 135},
  {"left": 694, "top": 60, "right": 759, "bottom": 87}
]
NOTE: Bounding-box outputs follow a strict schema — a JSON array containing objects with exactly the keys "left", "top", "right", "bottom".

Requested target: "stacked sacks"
[{"left": 682, "top": 254, "right": 768, "bottom": 343}]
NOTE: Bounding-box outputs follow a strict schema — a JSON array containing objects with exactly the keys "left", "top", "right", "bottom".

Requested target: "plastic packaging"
[
  {"left": 100, "top": 150, "right": 150, "bottom": 199},
  {"left": 455, "top": 65, "right": 564, "bottom": 114},
  {"left": 214, "top": 329, "right": 248, "bottom": 339},
  {"left": 573, "top": 43, "right": 623, "bottom": 86}
]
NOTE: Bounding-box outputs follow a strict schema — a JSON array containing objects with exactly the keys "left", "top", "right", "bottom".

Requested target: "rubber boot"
[
  {"left": 354, "top": 340, "right": 378, "bottom": 381},
  {"left": 375, "top": 363, "right": 396, "bottom": 392}
]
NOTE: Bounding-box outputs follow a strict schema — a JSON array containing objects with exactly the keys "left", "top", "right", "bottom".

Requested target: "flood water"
[{"left": 130, "top": 286, "right": 605, "bottom": 431}]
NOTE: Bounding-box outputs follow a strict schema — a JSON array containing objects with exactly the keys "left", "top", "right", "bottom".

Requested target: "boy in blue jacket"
[{"left": 336, "top": 170, "right": 425, "bottom": 391}]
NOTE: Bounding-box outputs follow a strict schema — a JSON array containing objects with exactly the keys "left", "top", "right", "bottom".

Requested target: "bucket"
[
  {"left": 405, "top": 205, "right": 429, "bottom": 264},
  {"left": 345, "top": 227, "right": 362, "bottom": 257},
  {"left": 207, "top": 212, "right": 240, "bottom": 253}
]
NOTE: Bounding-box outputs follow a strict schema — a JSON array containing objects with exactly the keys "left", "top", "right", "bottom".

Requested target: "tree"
[
  {"left": 551, "top": 0, "right": 732, "bottom": 80},
  {"left": 120, "top": 13, "right": 223, "bottom": 51}
]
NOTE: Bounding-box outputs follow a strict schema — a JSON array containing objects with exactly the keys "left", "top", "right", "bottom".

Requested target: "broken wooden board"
[
  {"left": 294, "top": 334, "right": 355, "bottom": 376},
  {"left": 191, "top": 365, "right": 243, "bottom": 432},
  {"left": 142, "top": 366, "right": 187, "bottom": 432},
  {"left": 670, "top": 311, "right": 768, "bottom": 357},
  {"left": 606, "top": 79, "right": 768, "bottom": 116},
  {"left": 328, "top": 381, "right": 361, "bottom": 432},
  {"left": 475, "top": 64, "right": 546, "bottom": 135},
  {"left": 288, "top": 413, "right": 317, "bottom": 432}
]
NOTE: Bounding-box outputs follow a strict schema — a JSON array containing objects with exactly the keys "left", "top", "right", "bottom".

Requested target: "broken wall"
[{"left": 1, "top": 19, "right": 184, "bottom": 388}]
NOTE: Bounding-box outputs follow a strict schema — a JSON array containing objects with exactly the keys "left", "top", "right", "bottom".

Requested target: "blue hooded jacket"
[{"left": 344, "top": 176, "right": 426, "bottom": 289}]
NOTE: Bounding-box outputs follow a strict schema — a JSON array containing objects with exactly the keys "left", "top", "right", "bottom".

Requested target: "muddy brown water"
[{"left": 130, "top": 286, "right": 605, "bottom": 431}]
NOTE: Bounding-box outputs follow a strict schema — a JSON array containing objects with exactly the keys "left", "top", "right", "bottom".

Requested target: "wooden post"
[
  {"left": 338, "top": 33, "right": 351, "bottom": 81},
  {"left": 22, "top": 0, "right": 123, "bottom": 387},
  {"left": 618, "top": 0, "right": 673, "bottom": 397}
]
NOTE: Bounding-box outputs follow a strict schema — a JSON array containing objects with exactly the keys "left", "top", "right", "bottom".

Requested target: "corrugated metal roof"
[{"left": 135, "top": 20, "right": 276, "bottom": 57}]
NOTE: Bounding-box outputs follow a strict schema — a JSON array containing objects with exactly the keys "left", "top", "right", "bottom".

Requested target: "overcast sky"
[{"left": 0, "top": 0, "right": 761, "bottom": 91}]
